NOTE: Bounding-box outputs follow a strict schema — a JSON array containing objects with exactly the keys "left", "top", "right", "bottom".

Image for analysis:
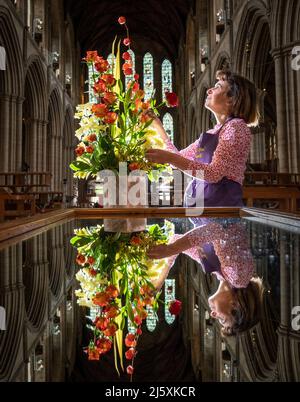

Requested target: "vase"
[{"left": 100, "top": 173, "right": 147, "bottom": 233}]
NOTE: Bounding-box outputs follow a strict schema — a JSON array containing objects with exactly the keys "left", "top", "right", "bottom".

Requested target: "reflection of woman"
[
  {"left": 146, "top": 70, "right": 259, "bottom": 207},
  {"left": 148, "top": 220, "right": 264, "bottom": 335}
]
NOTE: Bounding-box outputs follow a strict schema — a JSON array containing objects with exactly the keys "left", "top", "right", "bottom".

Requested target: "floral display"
[
  {"left": 71, "top": 220, "right": 181, "bottom": 378},
  {"left": 70, "top": 16, "right": 178, "bottom": 180}
]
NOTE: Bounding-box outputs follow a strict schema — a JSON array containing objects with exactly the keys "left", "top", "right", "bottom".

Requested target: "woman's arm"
[{"left": 146, "top": 119, "right": 251, "bottom": 183}]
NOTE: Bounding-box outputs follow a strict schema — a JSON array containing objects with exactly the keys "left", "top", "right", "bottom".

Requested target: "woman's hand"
[
  {"left": 145, "top": 110, "right": 170, "bottom": 142},
  {"left": 147, "top": 243, "right": 179, "bottom": 259},
  {"left": 146, "top": 149, "right": 174, "bottom": 164}
]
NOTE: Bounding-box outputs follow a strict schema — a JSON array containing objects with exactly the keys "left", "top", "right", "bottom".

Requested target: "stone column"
[{"left": 0, "top": 94, "right": 11, "bottom": 171}]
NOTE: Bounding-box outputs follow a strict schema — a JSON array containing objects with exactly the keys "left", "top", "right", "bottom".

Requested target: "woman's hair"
[
  {"left": 216, "top": 69, "right": 260, "bottom": 126},
  {"left": 221, "top": 277, "right": 264, "bottom": 337}
]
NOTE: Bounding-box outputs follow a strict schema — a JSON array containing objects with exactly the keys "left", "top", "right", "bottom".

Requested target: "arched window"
[
  {"left": 125, "top": 49, "right": 135, "bottom": 88},
  {"left": 162, "top": 113, "right": 174, "bottom": 143},
  {"left": 107, "top": 53, "right": 116, "bottom": 73},
  {"left": 88, "top": 64, "right": 97, "bottom": 103},
  {"left": 161, "top": 59, "right": 172, "bottom": 101},
  {"left": 164, "top": 279, "right": 176, "bottom": 325},
  {"left": 143, "top": 52, "right": 154, "bottom": 101},
  {"left": 146, "top": 306, "right": 158, "bottom": 332}
]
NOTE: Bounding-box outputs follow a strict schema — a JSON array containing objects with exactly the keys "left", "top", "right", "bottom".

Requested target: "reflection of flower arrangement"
[
  {"left": 71, "top": 220, "right": 181, "bottom": 377},
  {"left": 70, "top": 16, "right": 178, "bottom": 180}
]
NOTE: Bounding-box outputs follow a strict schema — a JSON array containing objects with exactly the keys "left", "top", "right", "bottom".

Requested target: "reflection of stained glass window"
[
  {"left": 127, "top": 318, "right": 136, "bottom": 334},
  {"left": 162, "top": 59, "right": 172, "bottom": 101},
  {"left": 162, "top": 113, "right": 174, "bottom": 143},
  {"left": 125, "top": 49, "right": 135, "bottom": 88},
  {"left": 143, "top": 52, "right": 154, "bottom": 101},
  {"left": 146, "top": 305, "right": 158, "bottom": 332},
  {"left": 165, "top": 279, "right": 176, "bottom": 325},
  {"left": 88, "top": 64, "right": 97, "bottom": 103}
]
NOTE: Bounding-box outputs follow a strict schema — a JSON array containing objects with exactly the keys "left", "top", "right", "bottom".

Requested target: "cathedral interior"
[{"left": 0, "top": 0, "right": 300, "bottom": 384}]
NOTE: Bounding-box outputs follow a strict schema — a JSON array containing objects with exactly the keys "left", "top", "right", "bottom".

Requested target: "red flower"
[
  {"left": 140, "top": 113, "right": 150, "bottom": 124},
  {"left": 76, "top": 254, "right": 86, "bottom": 265},
  {"left": 95, "top": 317, "right": 109, "bottom": 331},
  {"left": 130, "top": 235, "right": 142, "bottom": 245},
  {"left": 104, "top": 112, "right": 118, "bottom": 124},
  {"left": 122, "top": 52, "right": 131, "bottom": 60},
  {"left": 128, "top": 163, "right": 140, "bottom": 171},
  {"left": 136, "top": 328, "right": 142, "bottom": 335},
  {"left": 169, "top": 299, "right": 182, "bottom": 315},
  {"left": 134, "top": 73, "right": 139, "bottom": 81},
  {"left": 132, "top": 82, "right": 139, "bottom": 92},
  {"left": 134, "top": 315, "right": 142, "bottom": 326},
  {"left": 125, "top": 348, "right": 136, "bottom": 360},
  {"left": 96, "top": 338, "right": 112, "bottom": 353},
  {"left": 127, "top": 365, "right": 134, "bottom": 375},
  {"left": 84, "top": 51, "right": 98, "bottom": 63},
  {"left": 89, "top": 268, "right": 97, "bottom": 277},
  {"left": 165, "top": 91, "right": 179, "bottom": 107},
  {"left": 123, "top": 38, "right": 131, "bottom": 46},
  {"left": 92, "top": 103, "right": 108, "bottom": 118},
  {"left": 105, "top": 305, "right": 119, "bottom": 319},
  {"left": 86, "top": 134, "right": 97, "bottom": 143},
  {"left": 75, "top": 146, "right": 85, "bottom": 157},
  {"left": 85, "top": 145, "right": 94, "bottom": 154},
  {"left": 118, "top": 16, "right": 126, "bottom": 25}
]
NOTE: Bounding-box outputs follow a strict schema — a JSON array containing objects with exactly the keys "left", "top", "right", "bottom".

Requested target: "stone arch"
[
  {"left": 213, "top": 52, "right": 231, "bottom": 77},
  {"left": 62, "top": 106, "right": 75, "bottom": 203},
  {"left": 22, "top": 57, "right": 47, "bottom": 171},
  {"left": 47, "top": 88, "right": 63, "bottom": 190},
  {"left": 198, "top": 85, "right": 210, "bottom": 132},
  {"left": 233, "top": 1, "right": 269, "bottom": 79},
  {"left": 0, "top": 6, "right": 23, "bottom": 96},
  {"left": 65, "top": 15, "right": 76, "bottom": 98},
  {"left": 47, "top": 226, "right": 64, "bottom": 299},
  {"left": 186, "top": 15, "right": 196, "bottom": 91}
]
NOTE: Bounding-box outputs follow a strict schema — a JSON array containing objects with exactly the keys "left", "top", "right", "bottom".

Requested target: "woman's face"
[
  {"left": 205, "top": 80, "right": 232, "bottom": 116},
  {"left": 208, "top": 286, "right": 236, "bottom": 328}
]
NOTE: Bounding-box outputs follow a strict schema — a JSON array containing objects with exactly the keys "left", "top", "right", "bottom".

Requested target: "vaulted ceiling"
[{"left": 65, "top": 0, "right": 193, "bottom": 59}]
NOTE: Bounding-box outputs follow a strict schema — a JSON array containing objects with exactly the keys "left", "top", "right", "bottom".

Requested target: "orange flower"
[
  {"left": 92, "top": 103, "right": 108, "bottom": 118},
  {"left": 106, "top": 284, "right": 119, "bottom": 298},
  {"left": 104, "top": 112, "right": 118, "bottom": 124},
  {"left": 125, "top": 333, "right": 136, "bottom": 347},
  {"left": 102, "top": 74, "right": 116, "bottom": 87},
  {"left": 86, "top": 134, "right": 97, "bottom": 143},
  {"left": 96, "top": 338, "right": 112, "bottom": 353},
  {"left": 118, "top": 16, "right": 126, "bottom": 25},
  {"left": 125, "top": 348, "right": 136, "bottom": 360},
  {"left": 93, "top": 79, "right": 107, "bottom": 94},
  {"left": 93, "top": 292, "right": 110, "bottom": 307},
  {"left": 88, "top": 347, "right": 100, "bottom": 361},
  {"left": 95, "top": 316, "right": 109, "bottom": 331},
  {"left": 94, "top": 56, "right": 109, "bottom": 73},
  {"left": 140, "top": 113, "right": 150, "bottom": 124},
  {"left": 103, "top": 322, "right": 118, "bottom": 337},
  {"left": 103, "top": 91, "right": 117, "bottom": 105},
  {"left": 130, "top": 236, "right": 142, "bottom": 245},
  {"left": 136, "top": 89, "right": 145, "bottom": 99},
  {"left": 84, "top": 51, "right": 98, "bottom": 63},
  {"left": 132, "top": 82, "right": 139, "bottom": 92},
  {"left": 105, "top": 305, "right": 119, "bottom": 319}
]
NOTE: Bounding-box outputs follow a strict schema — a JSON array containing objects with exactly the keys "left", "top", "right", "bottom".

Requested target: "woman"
[
  {"left": 146, "top": 70, "right": 259, "bottom": 207},
  {"left": 148, "top": 220, "right": 264, "bottom": 335}
]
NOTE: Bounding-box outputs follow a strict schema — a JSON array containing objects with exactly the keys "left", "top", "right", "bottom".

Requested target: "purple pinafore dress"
[{"left": 184, "top": 118, "right": 243, "bottom": 208}]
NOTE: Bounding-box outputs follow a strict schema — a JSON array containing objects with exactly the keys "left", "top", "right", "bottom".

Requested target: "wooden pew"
[
  {"left": 0, "top": 190, "right": 36, "bottom": 220},
  {"left": 243, "top": 186, "right": 300, "bottom": 212}
]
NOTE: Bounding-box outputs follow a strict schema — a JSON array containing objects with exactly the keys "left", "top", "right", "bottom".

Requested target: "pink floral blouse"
[
  {"left": 170, "top": 221, "right": 254, "bottom": 288},
  {"left": 166, "top": 118, "right": 251, "bottom": 184}
]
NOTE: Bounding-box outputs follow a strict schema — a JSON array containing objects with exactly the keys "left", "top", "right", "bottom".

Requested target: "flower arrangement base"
[{"left": 103, "top": 218, "right": 146, "bottom": 233}]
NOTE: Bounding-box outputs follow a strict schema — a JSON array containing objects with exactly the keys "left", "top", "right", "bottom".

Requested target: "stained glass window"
[
  {"left": 125, "top": 49, "right": 135, "bottom": 88},
  {"left": 107, "top": 53, "right": 116, "bottom": 73},
  {"left": 164, "top": 279, "right": 176, "bottom": 325},
  {"left": 146, "top": 306, "right": 158, "bottom": 332},
  {"left": 143, "top": 52, "right": 154, "bottom": 101},
  {"left": 162, "top": 59, "right": 172, "bottom": 101},
  {"left": 88, "top": 64, "right": 97, "bottom": 103},
  {"left": 162, "top": 113, "right": 174, "bottom": 143}
]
